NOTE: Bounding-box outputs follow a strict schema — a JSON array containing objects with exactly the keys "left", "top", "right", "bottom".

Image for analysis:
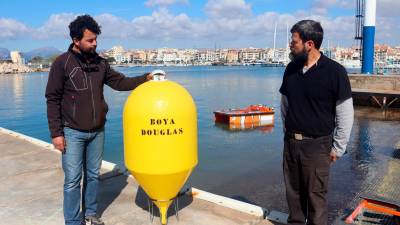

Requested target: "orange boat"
[
  {"left": 215, "top": 122, "right": 274, "bottom": 133},
  {"left": 214, "top": 104, "right": 275, "bottom": 128}
]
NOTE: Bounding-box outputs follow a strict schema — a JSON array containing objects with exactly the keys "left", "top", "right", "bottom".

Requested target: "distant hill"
[
  {"left": 22, "top": 47, "right": 62, "bottom": 61},
  {"left": 0, "top": 48, "right": 10, "bottom": 60}
]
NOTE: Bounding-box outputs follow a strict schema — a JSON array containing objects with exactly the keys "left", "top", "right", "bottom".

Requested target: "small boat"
[
  {"left": 211, "top": 61, "right": 225, "bottom": 66},
  {"left": 214, "top": 104, "right": 275, "bottom": 128},
  {"left": 214, "top": 122, "right": 274, "bottom": 133},
  {"left": 260, "top": 61, "right": 286, "bottom": 67}
]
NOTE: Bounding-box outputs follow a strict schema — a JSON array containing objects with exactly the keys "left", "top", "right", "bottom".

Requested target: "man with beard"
[
  {"left": 279, "top": 20, "right": 354, "bottom": 225},
  {"left": 45, "top": 15, "right": 152, "bottom": 225}
]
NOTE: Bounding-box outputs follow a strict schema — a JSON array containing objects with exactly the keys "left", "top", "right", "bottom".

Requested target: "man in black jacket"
[{"left": 45, "top": 15, "right": 152, "bottom": 225}]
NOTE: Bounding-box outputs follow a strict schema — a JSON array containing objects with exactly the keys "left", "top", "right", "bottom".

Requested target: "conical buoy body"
[{"left": 123, "top": 77, "right": 197, "bottom": 224}]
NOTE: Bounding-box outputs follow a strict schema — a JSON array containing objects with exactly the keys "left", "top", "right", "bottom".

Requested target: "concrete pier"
[
  {"left": 349, "top": 74, "right": 400, "bottom": 108},
  {"left": 0, "top": 127, "right": 284, "bottom": 225}
]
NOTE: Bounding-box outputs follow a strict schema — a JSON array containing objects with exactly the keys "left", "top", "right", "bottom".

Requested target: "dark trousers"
[{"left": 283, "top": 134, "right": 332, "bottom": 225}]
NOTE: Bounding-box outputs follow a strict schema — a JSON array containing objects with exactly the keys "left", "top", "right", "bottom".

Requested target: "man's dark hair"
[
  {"left": 290, "top": 20, "right": 323, "bottom": 49},
  {"left": 69, "top": 15, "right": 101, "bottom": 40}
]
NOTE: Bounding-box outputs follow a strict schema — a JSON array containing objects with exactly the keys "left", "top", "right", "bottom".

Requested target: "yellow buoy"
[{"left": 123, "top": 70, "right": 197, "bottom": 224}]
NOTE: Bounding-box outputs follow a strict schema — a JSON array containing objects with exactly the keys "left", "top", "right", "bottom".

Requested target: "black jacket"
[{"left": 45, "top": 45, "right": 148, "bottom": 137}]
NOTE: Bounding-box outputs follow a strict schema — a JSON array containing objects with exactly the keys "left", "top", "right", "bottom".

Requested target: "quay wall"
[
  {"left": 349, "top": 74, "right": 400, "bottom": 108},
  {"left": 349, "top": 74, "right": 400, "bottom": 91}
]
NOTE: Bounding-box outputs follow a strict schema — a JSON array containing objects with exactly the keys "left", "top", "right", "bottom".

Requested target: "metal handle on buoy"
[{"left": 151, "top": 69, "right": 167, "bottom": 81}]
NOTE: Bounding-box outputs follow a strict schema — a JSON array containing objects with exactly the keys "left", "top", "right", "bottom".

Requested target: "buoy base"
[{"left": 155, "top": 200, "right": 172, "bottom": 225}]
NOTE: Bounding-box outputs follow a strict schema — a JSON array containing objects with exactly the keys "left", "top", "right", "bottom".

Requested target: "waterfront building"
[
  {"left": 108, "top": 46, "right": 125, "bottom": 63},
  {"left": 226, "top": 49, "right": 239, "bottom": 63},
  {"left": 10, "top": 51, "right": 24, "bottom": 65},
  {"left": 145, "top": 50, "right": 158, "bottom": 64},
  {"left": 177, "top": 49, "right": 196, "bottom": 64},
  {"left": 196, "top": 49, "right": 215, "bottom": 63},
  {"left": 129, "top": 50, "right": 147, "bottom": 64},
  {"left": 239, "top": 48, "right": 262, "bottom": 63}
]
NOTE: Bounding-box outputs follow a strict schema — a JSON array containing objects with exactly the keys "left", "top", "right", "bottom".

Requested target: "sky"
[{"left": 0, "top": 0, "right": 399, "bottom": 52}]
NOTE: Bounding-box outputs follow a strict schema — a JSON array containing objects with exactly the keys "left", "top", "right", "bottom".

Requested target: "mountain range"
[
  {"left": 0, "top": 48, "right": 10, "bottom": 60},
  {"left": 0, "top": 47, "right": 62, "bottom": 60}
]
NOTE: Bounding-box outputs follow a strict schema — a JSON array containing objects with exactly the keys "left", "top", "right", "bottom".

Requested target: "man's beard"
[
  {"left": 79, "top": 46, "right": 97, "bottom": 59},
  {"left": 289, "top": 49, "right": 308, "bottom": 65}
]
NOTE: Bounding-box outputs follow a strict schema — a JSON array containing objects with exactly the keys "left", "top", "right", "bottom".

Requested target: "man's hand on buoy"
[{"left": 145, "top": 72, "right": 153, "bottom": 81}]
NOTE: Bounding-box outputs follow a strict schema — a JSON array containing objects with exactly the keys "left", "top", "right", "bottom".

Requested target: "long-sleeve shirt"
[{"left": 281, "top": 95, "right": 354, "bottom": 157}]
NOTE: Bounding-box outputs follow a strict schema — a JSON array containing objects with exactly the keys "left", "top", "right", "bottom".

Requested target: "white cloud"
[
  {"left": 312, "top": 0, "right": 353, "bottom": 10},
  {"left": 312, "top": 0, "right": 400, "bottom": 19},
  {"left": 33, "top": 13, "right": 77, "bottom": 40},
  {"left": 307, "top": 0, "right": 400, "bottom": 46},
  {"left": 377, "top": 0, "right": 400, "bottom": 18},
  {"left": 144, "top": 0, "right": 188, "bottom": 7},
  {"left": 204, "top": 0, "right": 252, "bottom": 19},
  {"left": 130, "top": 9, "right": 196, "bottom": 40},
  {"left": 0, "top": 18, "right": 31, "bottom": 41},
  {"left": 95, "top": 14, "right": 133, "bottom": 39},
  {"left": 1, "top": 0, "right": 399, "bottom": 48},
  {"left": 92, "top": 9, "right": 197, "bottom": 42},
  {"left": 311, "top": 0, "right": 353, "bottom": 15}
]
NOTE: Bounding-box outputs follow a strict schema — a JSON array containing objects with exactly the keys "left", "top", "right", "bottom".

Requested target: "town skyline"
[
  {"left": 3, "top": 43, "right": 400, "bottom": 74},
  {"left": 2, "top": 41, "right": 400, "bottom": 55}
]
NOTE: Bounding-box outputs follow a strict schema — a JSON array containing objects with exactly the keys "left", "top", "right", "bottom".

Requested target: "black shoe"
[{"left": 84, "top": 215, "right": 105, "bottom": 225}]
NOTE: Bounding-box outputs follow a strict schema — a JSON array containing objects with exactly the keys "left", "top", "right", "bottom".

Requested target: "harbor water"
[{"left": 1, "top": 66, "right": 399, "bottom": 222}]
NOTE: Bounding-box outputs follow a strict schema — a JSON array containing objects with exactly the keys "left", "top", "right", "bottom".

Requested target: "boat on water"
[
  {"left": 213, "top": 104, "right": 275, "bottom": 129},
  {"left": 214, "top": 122, "right": 274, "bottom": 133},
  {"left": 339, "top": 59, "right": 361, "bottom": 69},
  {"left": 260, "top": 61, "right": 286, "bottom": 67},
  {"left": 211, "top": 61, "right": 226, "bottom": 66}
]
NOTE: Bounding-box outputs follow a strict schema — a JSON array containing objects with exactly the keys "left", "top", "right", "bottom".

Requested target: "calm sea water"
[{"left": 1, "top": 66, "right": 399, "bottom": 222}]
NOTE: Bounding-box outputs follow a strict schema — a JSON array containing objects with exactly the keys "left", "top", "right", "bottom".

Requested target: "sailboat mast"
[
  {"left": 286, "top": 22, "right": 289, "bottom": 62},
  {"left": 273, "top": 22, "right": 277, "bottom": 60}
]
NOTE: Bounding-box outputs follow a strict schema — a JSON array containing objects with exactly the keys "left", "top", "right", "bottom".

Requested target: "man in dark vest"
[
  {"left": 45, "top": 15, "right": 152, "bottom": 225},
  {"left": 280, "top": 20, "right": 354, "bottom": 225}
]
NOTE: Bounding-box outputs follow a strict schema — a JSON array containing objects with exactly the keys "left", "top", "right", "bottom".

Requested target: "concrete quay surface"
[{"left": 0, "top": 127, "right": 283, "bottom": 225}]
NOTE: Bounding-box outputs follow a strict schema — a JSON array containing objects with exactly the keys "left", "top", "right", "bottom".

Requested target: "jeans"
[{"left": 62, "top": 127, "right": 104, "bottom": 225}]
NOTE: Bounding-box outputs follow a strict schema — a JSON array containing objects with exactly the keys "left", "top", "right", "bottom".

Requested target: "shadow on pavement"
[{"left": 97, "top": 173, "right": 129, "bottom": 217}]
